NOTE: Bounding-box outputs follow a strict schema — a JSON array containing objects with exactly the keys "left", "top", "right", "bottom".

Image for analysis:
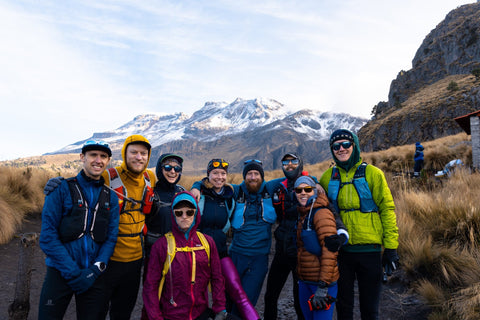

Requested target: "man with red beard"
[{"left": 228, "top": 159, "right": 277, "bottom": 317}]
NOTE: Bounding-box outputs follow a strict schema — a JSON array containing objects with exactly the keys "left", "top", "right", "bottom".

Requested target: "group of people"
[{"left": 38, "top": 128, "right": 400, "bottom": 320}]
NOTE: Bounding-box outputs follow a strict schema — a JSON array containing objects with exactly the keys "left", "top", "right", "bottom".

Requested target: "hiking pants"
[
  {"left": 298, "top": 280, "right": 337, "bottom": 320},
  {"left": 102, "top": 258, "right": 143, "bottom": 320},
  {"left": 336, "top": 251, "right": 382, "bottom": 320},
  {"left": 230, "top": 252, "right": 269, "bottom": 310},
  {"left": 38, "top": 266, "right": 106, "bottom": 320},
  {"left": 264, "top": 250, "right": 304, "bottom": 320}
]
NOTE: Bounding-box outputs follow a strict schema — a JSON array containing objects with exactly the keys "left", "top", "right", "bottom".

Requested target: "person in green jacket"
[{"left": 319, "top": 129, "right": 399, "bottom": 320}]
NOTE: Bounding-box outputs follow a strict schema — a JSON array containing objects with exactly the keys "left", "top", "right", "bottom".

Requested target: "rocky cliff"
[{"left": 359, "top": 2, "right": 480, "bottom": 151}]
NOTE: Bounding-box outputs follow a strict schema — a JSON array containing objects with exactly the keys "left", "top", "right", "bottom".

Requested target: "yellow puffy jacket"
[
  {"left": 102, "top": 135, "right": 156, "bottom": 262},
  {"left": 320, "top": 159, "right": 398, "bottom": 250}
]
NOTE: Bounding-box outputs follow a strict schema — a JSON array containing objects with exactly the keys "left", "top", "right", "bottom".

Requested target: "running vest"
[
  {"left": 198, "top": 195, "right": 235, "bottom": 234},
  {"left": 107, "top": 167, "right": 153, "bottom": 238},
  {"left": 58, "top": 177, "right": 111, "bottom": 243},
  {"left": 158, "top": 231, "right": 211, "bottom": 299},
  {"left": 231, "top": 187, "right": 276, "bottom": 229},
  {"left": 328, "top": 162, "right": 379, "bottom": 214}
]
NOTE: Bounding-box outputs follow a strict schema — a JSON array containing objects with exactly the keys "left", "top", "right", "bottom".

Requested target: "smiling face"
[
  {"left": 208, "top": 168, "right": 227, "bottom": 192},
  {"left": 295, "top": 183, "right": 315, "bottom": 207},
  {"left": 81, "top": 150, "right": 110, "bottom": 180},
  {"left": 125, "top": 143, "right": 149, "bottom": 174},
  {"left": 245, "top": 170, "right": 262, "bottom": 193},
  {"left": 332, "top": 139, "right": 354, "bottom": 163},
  {"left": 162, "top": 160, "right": 181, "bottom": 184}
]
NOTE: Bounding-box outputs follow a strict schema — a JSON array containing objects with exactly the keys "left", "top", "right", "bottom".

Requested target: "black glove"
[
  {"left": 324, "top": 234, "right": 347, "bottom": 252},
  {"left": 382, "top": 248, "right": 399, "bottom": 276},
  {"left": 43, "top": 177, "right": 64, "bottom": 195},
  {"left": 311, "top": 284, "right": 329, "bottom": 310},
  {"left": 214, "top": 310, "right": 227, "bottom": 320},
  {"left": 67, "top": 266, "right": 100, "bottom": 294}
]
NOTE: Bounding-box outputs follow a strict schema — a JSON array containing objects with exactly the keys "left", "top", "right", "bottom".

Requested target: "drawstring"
[{"left": 305, "top": 198, "right": 316, "bottom": 231}]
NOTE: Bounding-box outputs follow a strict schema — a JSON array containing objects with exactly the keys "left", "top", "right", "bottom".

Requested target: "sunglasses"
[
  {"left": 294, "top": 186, "right": 314, "bottom": 194},
  {"left": 332, "top": 141, "right": 353, "bottom": 151},
  {"left": 174, "top": 209, "right": 195, "bottom": 217},
  {"left": 282, "top": 159, "right": 299, "bottom": 166},
  {"left": 244, "top": 159, "right": 262, "bottom": 165},
  {"left": 163, "top": 165, "right": 182, "bottom": 172},
  {"left": 211, "top": 159, "right": 229, "bottom": 169},
  {"left": 84, "top": 139, "right": 110, "bottom": 148}
]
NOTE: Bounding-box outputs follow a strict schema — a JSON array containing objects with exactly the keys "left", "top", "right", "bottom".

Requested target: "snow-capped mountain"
[{"left": 50, "top": 98, "right": 367, "bottom": 174}]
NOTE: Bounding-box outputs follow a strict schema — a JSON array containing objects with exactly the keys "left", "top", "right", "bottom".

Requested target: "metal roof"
[{"left": 454, "top": 110, "right": 480, "bottom": 135}]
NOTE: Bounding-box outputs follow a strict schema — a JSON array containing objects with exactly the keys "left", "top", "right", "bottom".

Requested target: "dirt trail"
[{"left": 1, "top": 214, "right": 428, "bottom": 320}]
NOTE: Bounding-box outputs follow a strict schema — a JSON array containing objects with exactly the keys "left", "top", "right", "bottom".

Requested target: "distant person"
[
  {"left": 264, "top": 153, "right": 348, "bottom": 320},
  {"left": 413, "top": 142, "right": 424, "bottom": 178},
  {"left": 141, "top": 153, "right": 185, "bottom": 320},
  {"left": 294, "top": 176, "right": 339, "bottom": 320},
  {"left": 38, "top": 140, "right": 120, "bottom": 320},
  {"left": 195, "top": 159, "right": 260, "bottom": 320},
  {"left": 142, "top": 191, "right": 227, "bottom": 320},
  {"left": 319, "top": 129, "right": 399, "bottom": 320}
]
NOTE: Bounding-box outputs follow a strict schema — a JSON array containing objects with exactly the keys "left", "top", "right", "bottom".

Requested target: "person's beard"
[{"left": 246, "top": 179, "right": 262, "bottom": 193}]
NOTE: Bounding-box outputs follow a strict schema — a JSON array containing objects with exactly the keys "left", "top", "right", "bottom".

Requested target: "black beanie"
[
  {"left": 243, "top": 160, "right": 264, "bottom": 180},
  {"left": 207, "top": 159, "right": 229, "bottom": 175},
  {"left": 329, "top": 129, "right": 355, "bottom": 146}
]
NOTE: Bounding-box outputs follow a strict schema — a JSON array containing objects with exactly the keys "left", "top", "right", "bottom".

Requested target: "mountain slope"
[{"left": 49, "top": 98, "right": 367, "bottom": 174}]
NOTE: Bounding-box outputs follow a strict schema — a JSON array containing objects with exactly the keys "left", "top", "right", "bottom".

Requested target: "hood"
[
  {"left": 170, "top": 191, "right": 201, "bottom": 240},
  {"left": 155, "top": 153, "right": 182, "bottom": 187},
  {"left": 120, "top": 134, "right": 152, "bottom": 175}
]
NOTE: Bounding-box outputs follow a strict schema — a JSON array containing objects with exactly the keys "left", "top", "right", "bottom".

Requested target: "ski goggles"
[
  {"left": 174, "top": 209, "right": 196, "bottom": 217},
  {"left": 163, "top": 165, "right": 182, "bottom": 172},
  {"left": 332, "top": 141, "right": 353, "bottom": 151},
  {"left": 294, "top": 186, "right": 315, "bottom": 194},
  {"left": 211, "top": 159, "right": 229, "bottom": 169},
  {"left": 282, "top": 159, "right": 300, "bottom": 166},
  {"left": 244, "top": 159, "right": 262, "bottom": 165}
]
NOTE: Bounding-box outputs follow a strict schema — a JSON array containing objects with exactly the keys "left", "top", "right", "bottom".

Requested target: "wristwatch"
[{"left": 94, "top": 261, "right": 106, "bottom": 272}]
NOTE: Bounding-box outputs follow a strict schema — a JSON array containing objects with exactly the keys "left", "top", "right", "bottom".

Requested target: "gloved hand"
[
  {"left": 214, "top": 310, "right": 227, "bottom": 320},
  {"left": 311, "top": 284, "right": 329, "bottom": 310},
  {"left": 43, "top": 177, "right": 64, "bottom": 195},
  {"left": 382, "top": 248, "right": 399, "bottom": 276},
  {"left": 324, "top": 234, "right": 348, "bottom": 252},
  {"left": 67, "top": 267, "right": 99, "bottom": 294}
]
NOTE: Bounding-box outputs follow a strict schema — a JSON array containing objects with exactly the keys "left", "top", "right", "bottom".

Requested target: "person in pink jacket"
[{"left": 142, "top": 191, "right": 227, "bottom": 320}]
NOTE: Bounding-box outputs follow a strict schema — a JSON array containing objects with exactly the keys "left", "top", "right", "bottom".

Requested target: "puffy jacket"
[
  {"left": 102, "top": 135, "right": 156, "bottom": 262},
  {"left": 296, "top": 194, "right": 339, "bottom": 285},
  {"left": 40, "top": 170, "right": 120, "bottom": 280},
  {"left": 319, "top": 159, "right": 398, "bottom": 250},
  {"left": 142, "top": 192, "right": 225, "bottom": 320},
  {"left": 197, "top": 177, "right": 235, "bottom": 258}
]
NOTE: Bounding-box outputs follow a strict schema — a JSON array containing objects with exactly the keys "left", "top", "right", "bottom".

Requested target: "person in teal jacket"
[
  {"left": 319, "top": 129, "right": 399, "bottom": 320},
  {"left": 38, "top": 140, "right": 120, "bottom": 320}
]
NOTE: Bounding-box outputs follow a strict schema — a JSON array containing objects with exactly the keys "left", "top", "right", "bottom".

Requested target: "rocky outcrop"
[{"left": 359, "top": 2, "right": 480, "bottom": 151}]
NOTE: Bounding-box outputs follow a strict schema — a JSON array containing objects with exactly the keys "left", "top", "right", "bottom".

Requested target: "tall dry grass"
[{"left": 0, "top": 167, "right": 53, "bottom": 244}]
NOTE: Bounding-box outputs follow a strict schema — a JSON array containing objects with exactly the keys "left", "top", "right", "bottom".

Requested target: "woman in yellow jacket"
[{"left": 319, "top": 129, "right": 399, "bottom": 320}]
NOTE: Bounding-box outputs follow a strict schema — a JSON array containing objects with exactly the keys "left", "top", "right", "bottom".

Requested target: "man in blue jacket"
[{"left": 38, "top": 140, "right": 120, "bottom": 320}]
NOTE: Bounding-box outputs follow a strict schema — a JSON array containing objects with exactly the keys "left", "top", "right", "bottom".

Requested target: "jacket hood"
[
  {"left": 170, "top": 191, "right": 201, "bottom": 239},
  {"left": 297, "top": 193, "right": 330, "bottom": 218},
  {"left": 120, "top": 135, "right": 152, "bottom": 175}
]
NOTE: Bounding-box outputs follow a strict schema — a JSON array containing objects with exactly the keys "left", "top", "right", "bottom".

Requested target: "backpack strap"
[{"left": 158, "top": 231, "right": 211, "bottom": 300}]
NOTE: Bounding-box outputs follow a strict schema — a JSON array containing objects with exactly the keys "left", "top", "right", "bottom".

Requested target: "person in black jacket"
[
  {"left": 264, "top": 153, "right": 349, "bottom": 320},
  {"left": 141, "top": 153, "right": 185, "bottom": 320}
]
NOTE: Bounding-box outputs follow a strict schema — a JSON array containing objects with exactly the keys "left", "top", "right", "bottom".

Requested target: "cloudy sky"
[{"left": 0, "top": 0, "right": 473, "bottom": 160}]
